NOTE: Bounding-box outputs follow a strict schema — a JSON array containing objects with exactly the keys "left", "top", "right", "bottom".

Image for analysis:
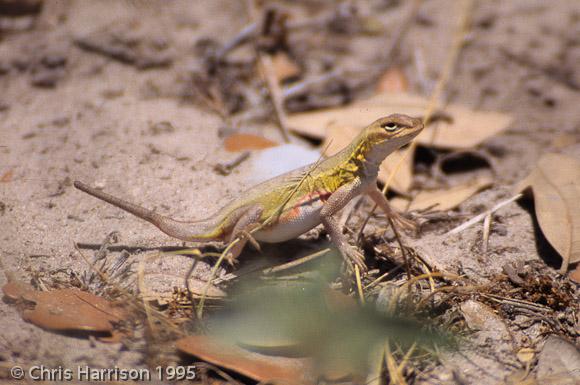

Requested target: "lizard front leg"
[
  {"left": 224, "top": 205, "right": 263, "bottom": 265},
  {"left": 367, "top": 186, "right": 416, "bottom": 232},
  {"left": 320, "top": 179, "right": 367, "bottom": 273}
]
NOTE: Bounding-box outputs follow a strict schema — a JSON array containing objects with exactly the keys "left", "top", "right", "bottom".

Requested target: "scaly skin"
[{"left": 74, "top": 114, "right": 424, "bottom": 272}]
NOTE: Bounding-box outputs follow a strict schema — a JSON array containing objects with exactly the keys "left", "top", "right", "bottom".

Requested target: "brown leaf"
[
  {"left": 288, "top": 93, "right": 512, "bottom": 149},
  {"left": 271, "top": 52, "right": 301, "bottom": 83},
  {"left": 176, "top": 335, "right": 314, "bottom": 385},
  {"left": 569, "top": 264, "right": 580, "bottom": 284},
  {"left": 224, "top": 133, "right": 278, "bottom": 152},
  {"left": 0, "top": 169, "right": 13, "bottom": 182},
  {"left": 324, "top": 123, "right": 413, "bottom": 193},
  {"left": 376, "top": 67, "right": 408, "bottom": 93},
  {"left": 516, "top": 153, "right": 580, "bottom": 272},
  {"left": 3, "top": 282, "right": 127, "bottom": 336},
  {"left": 402, "top": 175, "right": 493, "bottom": 212}
]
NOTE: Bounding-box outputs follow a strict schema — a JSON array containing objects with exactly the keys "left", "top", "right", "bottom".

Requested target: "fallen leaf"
[
  {"left": 288, "top": 92, "right": 512, "bottom": 150},
  {"left": 569, "top": 264, "right": 580, "bottom": 284},
  {"left": 224, "top": 133, "right": 277, "bottom": 152},
  {"left": 516, "top": 153, "right": 580, "bottom": 272},
  {"left": 272, "top": 52, "right": 301, "bottom": 83},
  {"left": 176, "top": 335, "right": 313, "bottom": 385},
  {"left": 394, "top": 175, "right": 493, "bottom": 212},
  {"left": 376, "top": 67, "right": 408, "bottom": 93},
  {"left": 0, "top": 169, "right": 13, "bottom": 182},
  {"left": 551, "top": 133, "right": 578, "bottom": 149},
  {"left": 2, "top": 281, "right": 127, "bottom": 339},
  {"left": 324, "top": 123, "right": 413, "bottom": 193}
]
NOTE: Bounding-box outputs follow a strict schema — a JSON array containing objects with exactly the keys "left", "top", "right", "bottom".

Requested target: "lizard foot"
[
  {"left": 341, "top": 245, "right": 368, "bottom": 274},
  {"left": 224, "top": 251, "right": 239, "bottom": 266},
  {"left": 390, "top": 212, "right": 417, "bottom": 234}
]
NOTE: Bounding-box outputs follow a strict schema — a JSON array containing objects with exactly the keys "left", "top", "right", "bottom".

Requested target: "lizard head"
[
  {"left": 367, "top": 114, "right": 424, "bottom": 145},
  {"left": 357, "top": 114, "right": 424, "bottom": 165}
]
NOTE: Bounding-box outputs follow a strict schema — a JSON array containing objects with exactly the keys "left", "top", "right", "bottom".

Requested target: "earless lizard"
[{"left": 74, "top": 114, "right": 424, "bottom": 272}]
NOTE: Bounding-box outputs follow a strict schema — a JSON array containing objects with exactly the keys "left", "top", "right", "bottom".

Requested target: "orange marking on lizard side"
[{"left": 281, "top": 190, "right": 331, "bottom": 221}]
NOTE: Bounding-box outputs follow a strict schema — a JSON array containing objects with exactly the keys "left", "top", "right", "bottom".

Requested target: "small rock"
[{"left": 536, "top": 336, "right": 580, "bottom": 383}]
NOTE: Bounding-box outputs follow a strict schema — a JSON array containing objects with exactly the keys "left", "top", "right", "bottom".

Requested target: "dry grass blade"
[
  {"left": 446, "top": 193, "right": 523, "bottom": 235},
  {"left": 516, "top": 153, "right": 580, "bottom": 272}
]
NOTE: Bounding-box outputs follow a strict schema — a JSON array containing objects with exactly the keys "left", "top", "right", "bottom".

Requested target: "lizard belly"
[{"left": 253, "top": 192, "right": 328, "bottom": 243}]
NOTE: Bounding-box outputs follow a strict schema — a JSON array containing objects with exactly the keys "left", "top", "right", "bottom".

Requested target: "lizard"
[{"left": 74, "top": 113, "right": 424, "bottom": 272}]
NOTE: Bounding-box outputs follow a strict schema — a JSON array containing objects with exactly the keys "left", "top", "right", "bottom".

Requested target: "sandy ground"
[{"left": 1, "top": 1, "right": 579, "bottom": 384}]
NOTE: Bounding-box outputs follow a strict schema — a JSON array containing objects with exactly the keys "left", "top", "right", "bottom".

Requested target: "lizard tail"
[{"left": 74, "top": 181, "right": 223, "bottom": 242}]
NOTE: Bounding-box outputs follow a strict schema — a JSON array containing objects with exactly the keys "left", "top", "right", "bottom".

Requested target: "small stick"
[
  {"left": 364, "top": 265, "right": 403, "bottom": 290},
  {"left": 355, "top": 265, "right": 365, "bottom": 304},
  {"left": 262, "top": 248, "right": 330, "bottom": 275},
  {"left": 446, "top": 193, "right": 522, "bottom": 235},
  {"left": 282, "top": 69, "right": 341, "bottom": 99},
  {"left": 216, "top": 22, "right": 258, "bottom": 58},
  {"left": 377, "top": 0, "right": 423, "bottom": 72},
  {"left": 482, "top": 212, "right": 492, "bottom": 253},
  {"left": 258, "top": 53, "right": 291, "bottom": 142},
  {"left": 213, "top": 151, "right": 250, "bottom": 176}
]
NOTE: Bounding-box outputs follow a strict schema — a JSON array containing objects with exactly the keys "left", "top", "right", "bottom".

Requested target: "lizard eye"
[{"left": 381, "top": 122, "right": 399, "bottom": 131}]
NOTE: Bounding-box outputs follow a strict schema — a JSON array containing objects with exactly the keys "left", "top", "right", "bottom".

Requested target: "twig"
[
  {"left": 413, "top": 47, "right": 432, "bottom": 94},
  {"left": 258, "top": 53, "right": 291, "bottom": 142},
  {"left": 137, "top": 256, "right": 156, "bottom": 337},
  {"left": 262, "top": 248, "right": 331, "bottom": 275},
  {"left": 482, "top": 212, "right": 492, "bottom": 252},
  {"left": 364, "top": 265, "right": 403, "bottom": 290},
  {"left": 377, "top": 0, "right": 423, "bottom": 73},
  {"left": 216, "top": 22, "right": 258, "bottom": 58},
  {"left": 282, "top": 69, "right": 342, "bottom": 99},
  {"left": 213, "top": 151, "right": 250, "bottom": 175},
  {"left": 355, "top": 265, "right": 365, "bottom": 304},
  {"left": 446, "top": 193, "right": 522, "bottom": 235}
]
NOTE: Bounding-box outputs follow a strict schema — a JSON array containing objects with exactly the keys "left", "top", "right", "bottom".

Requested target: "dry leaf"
[
  {"left": 288, "top": 92, "right": 512, "bottom": 149},
  {"left": 324, "top": 123, "right": 413, "bottom": 193},
  {"left": 376, "top": 67, "right": 408, "bottom": 93},
  {"left": 0, "top": 169, "right": 13, "bottom": 182},
  {"left": 516, "top": 153, "right": 580, "bottom": 273},
  {"left": 395, "top": 175, "right": 493, "bottom": 212},
  {"left": 569, "top": 264, "right": 580, "bottom": 284},
  {"left": 224, "top": 133, "right": 277, "bottom": 152},
  {"left": 3, "top": 281, "right": 127, "bottom": 338},
  {"left": 272, "top": 52, "right": 301, "bottom": 83},
  {"left": 176, "top": 335, "right": 313, "bottom": 385},
  {"left": 551, "top": 133, "right": 578, "bottom": 149}
]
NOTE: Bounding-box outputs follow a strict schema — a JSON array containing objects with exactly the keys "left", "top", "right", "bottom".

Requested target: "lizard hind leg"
[
  {"left": 367, "top": 186, "right": 417, "bottom": 233},
  {"left": 223, "top": 205, "right": 263, "bottom": 266}
]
